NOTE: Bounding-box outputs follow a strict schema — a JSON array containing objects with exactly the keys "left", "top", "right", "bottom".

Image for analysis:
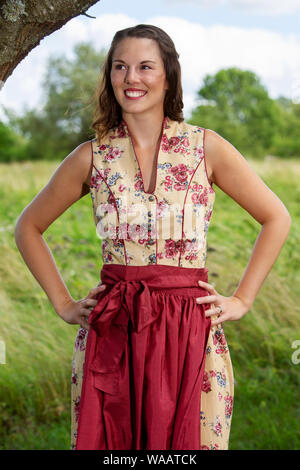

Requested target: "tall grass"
[{"left": 0, "top": 156, "right": 299, "bottom": 449}]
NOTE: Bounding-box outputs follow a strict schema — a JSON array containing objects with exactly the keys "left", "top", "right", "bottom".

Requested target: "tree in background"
[
  {"left": 0, "top": 0, "right": 99, "bottom": 84},
  {"left": 188, "top": 67, "right": 283, "bottom": 158},
  {"left": 2, "top": 42, "right": 106, "bottom": 161},
  {"left": 269, "top": 97, "right": 300, "bottom": 158}
]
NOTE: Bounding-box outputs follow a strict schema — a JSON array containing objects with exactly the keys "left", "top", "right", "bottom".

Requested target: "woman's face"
[{"left": 110, "top": 37, "right": 169, "bottom": 117}]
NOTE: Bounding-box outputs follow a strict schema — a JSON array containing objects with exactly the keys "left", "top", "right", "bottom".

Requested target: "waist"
[{"left": 99, "top": 264, "right": 209, "bottom": 297}]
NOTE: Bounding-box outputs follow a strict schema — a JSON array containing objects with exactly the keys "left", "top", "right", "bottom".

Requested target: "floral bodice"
[{"left": 89, "top": 116, "right": 215, "bottom": 267}]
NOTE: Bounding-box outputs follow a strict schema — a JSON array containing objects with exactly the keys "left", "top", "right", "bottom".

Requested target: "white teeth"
[{"left": 125, "top": 91, "right": 146, "bottom": 97}]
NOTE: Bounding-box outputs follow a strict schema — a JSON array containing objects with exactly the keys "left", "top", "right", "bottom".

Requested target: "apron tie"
[{"left": 87, "top": 279, "right": 159, "bottom": 394}]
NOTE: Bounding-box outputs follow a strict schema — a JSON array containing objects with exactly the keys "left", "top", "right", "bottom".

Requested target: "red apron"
[{"left": 75, "top": 264, "right": 211, "bottom": 450}]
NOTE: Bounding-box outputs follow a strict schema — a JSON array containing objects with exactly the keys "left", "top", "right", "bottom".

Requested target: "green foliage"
[
  {"left": 188, "top": 67, "right": 282, "bottom": 158},
  {"left": 2, "top": 42, "right": 106, "bottom": 161},
  {"left": 0, "top": 157, "right": 299, "bottom": 449},
  {"left": 0, "top": 121, "right": 28, "bottom": 162},
  {"left": 2, "top": 55, "right": 300, "bottom": 162}
]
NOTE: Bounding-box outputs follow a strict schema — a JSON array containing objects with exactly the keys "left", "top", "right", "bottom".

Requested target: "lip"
[
  {"left": 125, "top": 88, "right": 147, "bottom": 92},
  {"left": 124, "top": 89, "right": 147, "bottom": 100}
]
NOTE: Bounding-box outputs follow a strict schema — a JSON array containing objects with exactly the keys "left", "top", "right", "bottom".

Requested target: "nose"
[{"left": 124, "top": 66, "right": 139, "bottom": 84}]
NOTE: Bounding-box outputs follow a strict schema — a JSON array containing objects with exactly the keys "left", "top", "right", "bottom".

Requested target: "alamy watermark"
[
  {"left": 291, "top": 340, "right": 300, "bottom": 365},
  {"left": 291, "top": 75, "right": 300, "bottom": 104},
  {"left": 94, "top": 199, "right": 207, "bottom": 242},
  {"left": 0, "top": 340, "right": 5, "bottom": 364}
]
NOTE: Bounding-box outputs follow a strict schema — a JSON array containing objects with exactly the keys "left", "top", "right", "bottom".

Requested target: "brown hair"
[{"left": 91, "top": 24, "right": 184, "bottom": 143}]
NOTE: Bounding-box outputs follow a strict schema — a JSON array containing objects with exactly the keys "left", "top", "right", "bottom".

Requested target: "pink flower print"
[
  {"left": 90, "top": 173, "right": 101, "bottom": 191},
  {"left": 163, "top": 175, "right": 173, "bottom": 191},
  {"left": 200, "top": 446, "right": 210, "bottom": 450},
  {"left": 213, "top": 329, "right": 227, "bottom": 346},
  {"left": 165, "top": 239, "right": 181, "bottom": 259},
  {"left": 198, "top": 191, "right": 208, "bottom": 206},
  {"left": 175, "top": 171, "right": 188, "bottom": 183},
  {"left": 174, "top": 182, "right": 186, "bottom": 191},
  {"left": 75, "top": 328, "right": 87, "bottom": 351},
  {"left": 202, "top": 371, "right": 212, "bottom": 393},
  {"left": 169, "top": 136, "right": 180, "bottom": 147},
  {"left": 211, "top": 415, "right": 222, "bottom": 436},
  {"left": 118, "top": 184, "right": 126, "bottom": 192},
  {"left": 116, "top": 125, "right": 127, "bottom": 138},
  {"left": 205, "top": 209, "right": 213, "bottom": 222},
  {"left": 192, "top": 183, "right": 203, "bottom": 192},
  {"left": 74, "top": 397, "right": 81, "bottom": 423},
  {"left": 71, "top": 361, "right": 78, "bottom": 385},
  {"left": 157, "top": 252, "right": 163, "bottom": 259},
  {"left": 209, "top": 370, "right": 216, "bottom": 377},
  {"left": 225, "top": 395, "right": 233, "bottom": 418},
  {"left": 161, "top": 134, "right": 170, "bottom": 152},
  {"left": 107, "top": 192, "right": 115, "bottom": 205},
  {"left": 104, "top": 147, "right": 122, "bottom": 161},
  {"left": 134, "top": 179, "right": 143, "bottom": 191},
  {"left": 191, "top": 193, "right": 199, "bottom": 204},
  {"left": 195, "top": 146, "right": 203, "bottom": 158},
  {"left": 185, "top": 252, "right": 197, "bottom": 261},
  {"left": 99, "top": 144, "right": 106, "bottom": 151},
  {"left": 157, "top": 200, "right": 168, "bottom": 218},
  {"left": 181, "top": 137, "right": 190, "bottom": 147}
]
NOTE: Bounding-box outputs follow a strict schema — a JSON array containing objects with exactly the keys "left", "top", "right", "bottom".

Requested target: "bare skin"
[{"left": 14, "top": 37, "right": 291, "bottom": 330}]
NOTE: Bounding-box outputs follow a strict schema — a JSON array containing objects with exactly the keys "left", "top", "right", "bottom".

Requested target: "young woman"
[{"left": 14, "top": 24, "right": 291, "bottom": 451}]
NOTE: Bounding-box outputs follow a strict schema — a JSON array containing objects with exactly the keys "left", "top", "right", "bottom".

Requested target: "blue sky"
[
  {"left": 86, "top": 0, "right": 300, "bottom": 35},
  {"left": 1, "top": 0, "right": 300, "bottom": 120}
]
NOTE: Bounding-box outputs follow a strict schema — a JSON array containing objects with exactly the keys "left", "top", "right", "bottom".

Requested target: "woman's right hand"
[{"left": 59, "top": 283, "right": 107, "bottom": 330}]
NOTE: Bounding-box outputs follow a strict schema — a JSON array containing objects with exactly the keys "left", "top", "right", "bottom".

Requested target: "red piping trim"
[
  {"left": 91, "top": 140, "right": 128, "bottom": 265},
  {"left": 202, "top": 128, "right": 215, "bottom": 193}
]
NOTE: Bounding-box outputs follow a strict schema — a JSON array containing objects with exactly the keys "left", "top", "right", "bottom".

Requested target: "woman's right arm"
[{"left": 14, "top": 141, "right": 106, "bottom": 330}]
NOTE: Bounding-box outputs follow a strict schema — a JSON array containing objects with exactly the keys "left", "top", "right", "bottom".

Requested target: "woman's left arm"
[{"left": 198, "top": 129, "right": 292, "bottom": 327}]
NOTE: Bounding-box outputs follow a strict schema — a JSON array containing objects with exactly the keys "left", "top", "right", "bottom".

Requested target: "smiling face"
[{"left": 110, "top": 37, "right": 169, "bottom": 118}]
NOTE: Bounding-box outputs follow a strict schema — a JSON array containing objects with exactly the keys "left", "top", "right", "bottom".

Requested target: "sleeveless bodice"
[{"left": 89, "top": 116, "right": 215, "bottom": 268}]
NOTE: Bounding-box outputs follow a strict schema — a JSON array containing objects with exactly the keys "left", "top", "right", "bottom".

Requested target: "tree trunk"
[{"left": 0, "top": 0, "right": 100, "bottom": 87}]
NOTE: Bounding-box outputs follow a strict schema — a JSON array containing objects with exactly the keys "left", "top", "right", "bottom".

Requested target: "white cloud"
[
  {"left": 164, "top": 0, "right": 300, "bottom": 15},
  {"left": 1, "top": 14, "right": 300, "bottom": 121}
]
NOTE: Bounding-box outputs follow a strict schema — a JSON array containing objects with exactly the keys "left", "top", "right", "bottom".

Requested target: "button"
[
  {"left": 148, "top": 239, "right": 155, "bottom": 245},
  {"left": 148, "top": 211, "right": 152, "bottom": 217},
  {"left": 148, "top": 195, "right": 155, "bottom": 201}
]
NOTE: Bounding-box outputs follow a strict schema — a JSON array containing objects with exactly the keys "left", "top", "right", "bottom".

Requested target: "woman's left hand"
[{"left": 196, "top": 280, "right": 251, "bottom": 327}]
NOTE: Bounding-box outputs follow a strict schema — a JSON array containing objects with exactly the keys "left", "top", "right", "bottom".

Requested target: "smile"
[{"left": 124, "top": 90, "right": 147, "bottom": 99}]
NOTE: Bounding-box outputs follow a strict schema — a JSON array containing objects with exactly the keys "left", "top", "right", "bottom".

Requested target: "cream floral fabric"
[{"left": 71, "top": 116, "right": 234, "bottom": 450}]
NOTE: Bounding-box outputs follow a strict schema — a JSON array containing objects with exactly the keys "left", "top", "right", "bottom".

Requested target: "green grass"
[{"left": 0, "top": 156, "right": 299, "bottom": 450}]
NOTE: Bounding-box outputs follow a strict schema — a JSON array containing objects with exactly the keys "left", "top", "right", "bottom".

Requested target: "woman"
[{"left": 14, "top": 24, "right": 291, "bottom": 451}]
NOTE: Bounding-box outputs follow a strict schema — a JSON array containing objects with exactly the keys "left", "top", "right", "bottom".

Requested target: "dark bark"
[{"left": 0, "top": 0, "right": 99, "bottom": 86}]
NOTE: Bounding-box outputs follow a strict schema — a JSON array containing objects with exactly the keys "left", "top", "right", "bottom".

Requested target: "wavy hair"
[{"left": 91, "top": 24, "right": 184, "bottom": 143}]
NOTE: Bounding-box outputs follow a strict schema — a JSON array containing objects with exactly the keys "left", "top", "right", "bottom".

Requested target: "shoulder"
[
  {"left": 64, "top": 140, "right": 94, "bottom": 186},
  {"left": 203, "top": 128, "right": 250, "bottom": 186}
]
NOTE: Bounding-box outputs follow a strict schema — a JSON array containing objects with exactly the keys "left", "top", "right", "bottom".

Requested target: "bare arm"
[
  {"left": 199, "top": 129, "right": 291, "bottom": 325},
  {"left": 14, "top": 141, "right": 104, "bottom": 327}
]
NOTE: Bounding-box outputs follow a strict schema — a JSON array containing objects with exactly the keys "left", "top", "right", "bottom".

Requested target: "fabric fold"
[{"left": 75, "top": 264, "right": 211, "bottom": 450}]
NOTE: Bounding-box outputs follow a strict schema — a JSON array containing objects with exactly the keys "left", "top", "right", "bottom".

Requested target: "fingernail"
[{"left": 198, "top": 280, "right": 203, "bottom": 284}]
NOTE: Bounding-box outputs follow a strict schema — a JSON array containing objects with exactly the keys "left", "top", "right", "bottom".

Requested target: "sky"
[{"left": 1, "top": 0, "right": 300, "bottom": 121}]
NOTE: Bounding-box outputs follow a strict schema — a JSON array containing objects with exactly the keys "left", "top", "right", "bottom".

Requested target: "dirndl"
[{"left": 75, "top": 264, "right": 212, "bottom": 450}]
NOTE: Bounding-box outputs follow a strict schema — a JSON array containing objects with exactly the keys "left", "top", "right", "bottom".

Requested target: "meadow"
[{"left": 0, "top": 155, "right": 299, "bottom": 450}]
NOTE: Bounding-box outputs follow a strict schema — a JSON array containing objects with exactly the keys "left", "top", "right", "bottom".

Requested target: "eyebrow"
[{"left": 112, "top": 59, "right": 156, "bottom": 64}]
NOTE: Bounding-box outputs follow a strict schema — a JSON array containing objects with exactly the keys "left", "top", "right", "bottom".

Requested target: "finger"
[
  {"left": 79, "top": 315, "right": 90, "bottom": 330},
  {"left": 87, "top": 284, "right": 106, "bottom": 298},
  {"left": 205, "top": 307, "right": 223, "bottom": 317},
  {"left": 198, "top": 280, "right": 216, "bottom": 292},
  {"left": 196, "top": 294, "right": 218, "bottom": 304},
  {"left": 84, "top": 298, "right": 98, "bottom": 308},
  {"left": 211, "top": 313, "right": 229, "bottom": 327}
]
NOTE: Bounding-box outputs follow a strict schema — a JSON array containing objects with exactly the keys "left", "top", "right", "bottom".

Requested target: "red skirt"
[{"left": 75, "top": 264, "right": 211, "bottom": 450}]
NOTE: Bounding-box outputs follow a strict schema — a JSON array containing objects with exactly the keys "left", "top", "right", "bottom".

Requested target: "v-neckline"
[{"left": 121, "top": 116, "right": 169, "bottom": 195}]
